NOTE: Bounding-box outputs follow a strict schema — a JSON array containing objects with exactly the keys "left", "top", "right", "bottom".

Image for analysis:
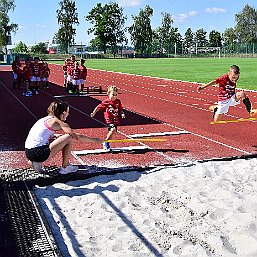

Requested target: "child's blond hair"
[{"left": 107, "top": 85, "right": 118, "bottom": 94}]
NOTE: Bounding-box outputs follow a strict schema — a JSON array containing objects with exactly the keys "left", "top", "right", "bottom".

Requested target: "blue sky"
[{"left": 8, "top": 0, "right": 257, "bottom": 47}]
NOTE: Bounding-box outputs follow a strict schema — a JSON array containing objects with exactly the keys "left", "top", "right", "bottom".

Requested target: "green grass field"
[{"left": 55, "top": 58, "right": 257, "bottom": 90}]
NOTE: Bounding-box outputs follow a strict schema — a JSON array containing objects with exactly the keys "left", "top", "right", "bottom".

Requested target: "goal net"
[{"left": 195, "top": 47, "right": 221, "bottom": 58}]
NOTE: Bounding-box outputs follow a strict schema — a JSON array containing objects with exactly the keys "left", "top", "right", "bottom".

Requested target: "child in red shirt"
[
  {"left": 90, "top": 86, "right": 125, "bottom": 151},
  {"left": 70, "top": 62, "right": 81, "bottom": 94},
  {"left": 22, "top": 60, "right": 32, "bottom": 96},
  {"left": 31, "top": 57, "right": 42, "bottom": 94},
  {"left": 198, "top": 65, "right": 256, "bottom": 122},
  {"left": 79, "top": 58, "right": 87, "bottom": 94},
  {"left": 42, "top": 62, "right": 51, "bottom": 90},
  {"left": 12, "top": 56, "right": 22, "bottom": 89}
]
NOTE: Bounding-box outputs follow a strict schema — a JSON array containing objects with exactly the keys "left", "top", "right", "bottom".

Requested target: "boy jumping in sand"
[{"left": 198, "top": 65, "right": 256, "bottom": 122}]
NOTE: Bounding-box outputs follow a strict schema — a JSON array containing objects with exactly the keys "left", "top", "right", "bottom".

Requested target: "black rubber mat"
[
  {"left": 0, "top": 164, "right": 150, "bottom": 257},
  {"left": 0, "top": 178, "right": 62, "bottom": 257}
]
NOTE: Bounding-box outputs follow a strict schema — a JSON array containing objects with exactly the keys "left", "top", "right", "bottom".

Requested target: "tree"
[
  {"left": 0, "top": 0, "right": 18, "bottom": 54},
  {"left": 86, "top": 2, "right": 127, "bottom": 55},
  {"left": 30, "top": 42, "right": 48, "bottom": 54},
  {"left": 223, "top": 28, "right": 237, "bottom": 45},
  {"left": 55, "top": 0, "right": 79, "bottom": 53},
  {"left": 159, "top": 12, "right": 173, "bottom": 53},
  {"left": 208, "top": 30, "right": 222, "bottom": 47},
  {"left": 183, "top": 28, "right": 194, "bottom": 53},
  {"left": 85, "top": 2, "right": 127, "bottom": 54},
  {"left": 13, "top": 41, "right": 28, "bottom": 53},
  {"left": 151, "top": 12, "right": 181, "bottom": 55},
  {"left": 235, "top": 4, "right": 257, "bottom": 43},
  {"left": 169, "top": 27, "right": 182, "bottom": 54},
  {"left": 194, "top": 28, "right": 208, "bottom": 47},
  {"left": 128, "top": 5, "right": 153, "bottom": 56}
]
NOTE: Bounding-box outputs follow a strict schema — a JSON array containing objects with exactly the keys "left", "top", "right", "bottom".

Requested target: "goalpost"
[{"left": 195, "top": 46, "right": 221, "bottom": 59}]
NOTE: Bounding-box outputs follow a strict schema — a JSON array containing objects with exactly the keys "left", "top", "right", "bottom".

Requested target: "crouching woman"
[{"left": 25, "top": 100, "right": 101, "bottom": 174}]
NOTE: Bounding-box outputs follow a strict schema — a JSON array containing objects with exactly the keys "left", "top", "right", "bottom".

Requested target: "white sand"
[{"left": 35, "top": 158, "right": 257, "bottom": 257}]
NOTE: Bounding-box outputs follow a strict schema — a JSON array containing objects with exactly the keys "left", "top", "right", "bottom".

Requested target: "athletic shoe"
[
  {"left": 25, "top": 92, "right": 32, "bottom": 97},
  {"left": 250, "top": 109, "right": 257, "bottom": 117},
  {"left": 32, "top": 161, "right": 45, "bottom": 173},
  {"left": 59, "top": 165, "right": 78, "bottom": 175},
  {"left": 79, "top": 91, "right": 84, "bottom": 95},
  {"left": 102, "top": 142, "right": 111, "bottom": 151},
  {"left": 35, "top": 91, "right": 39, "bottom": 94}
]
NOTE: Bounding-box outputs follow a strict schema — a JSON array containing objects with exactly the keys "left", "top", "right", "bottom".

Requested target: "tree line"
[{"left": 1, "top": 0, "right": 257, "bottom": 56}]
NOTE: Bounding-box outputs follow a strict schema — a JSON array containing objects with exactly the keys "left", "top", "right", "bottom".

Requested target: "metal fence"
[{"left": 1, "top": 43, "right": 257, "bottom": 62}]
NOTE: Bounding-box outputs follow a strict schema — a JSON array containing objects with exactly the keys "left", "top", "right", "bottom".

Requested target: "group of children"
[
  {"left": 62, "top": 54, "right": 87, "bottom": 95},
  {"left": 12, "top": 56, "right": 50, "bottom": 96},
  {"left": 25, "top": 64, "right": 255, "bottom": 174}
]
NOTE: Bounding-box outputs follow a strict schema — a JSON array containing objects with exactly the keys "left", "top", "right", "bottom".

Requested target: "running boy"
[
  {"left": 198, "top": 65, "right": 256, "bottom": 122},
  {"left": 25, "top": 100, "right": 102, "bottom": 174},
  {"left": 90, "top": 86, "right": 125, "bottom": 151}
]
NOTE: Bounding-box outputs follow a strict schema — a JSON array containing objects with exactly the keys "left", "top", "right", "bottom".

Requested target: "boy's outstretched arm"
[
  {"left": 90, "top": 106, "right": 100, "bottom": 118},
  {"left": 197, "top": 80, "right": 216, "bottom": 92}
]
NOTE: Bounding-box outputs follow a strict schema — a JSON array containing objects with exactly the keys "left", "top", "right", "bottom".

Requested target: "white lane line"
[{"left": 0, "top": 80, "right": 38, "bottom": 120}]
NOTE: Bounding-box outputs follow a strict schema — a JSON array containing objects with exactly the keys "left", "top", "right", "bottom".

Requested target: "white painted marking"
[
  {"left": 129, "top": 131, "right": 190, "bottom": 138},
  {"left": 74, "top": 145, "right": 149, "bottom": 155}
]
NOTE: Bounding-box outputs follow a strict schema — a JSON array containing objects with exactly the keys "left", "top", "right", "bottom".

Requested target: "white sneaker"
[
  {"left": 32, "top": 161, "right": 45, "bottom": 173},
  {"left": 59, "top": 165, "right": 78, "bottom": 175}
]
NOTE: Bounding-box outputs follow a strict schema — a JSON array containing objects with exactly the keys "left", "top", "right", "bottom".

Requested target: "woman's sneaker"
[
  {"left": 59, "top": 165, "right": 78, "bottom": 175},
  {"left": 102, "top": 142, "right": 111, "bottom": 151},
  {"left": 32, "top": 161, "right": 46, "bottom": 173}
]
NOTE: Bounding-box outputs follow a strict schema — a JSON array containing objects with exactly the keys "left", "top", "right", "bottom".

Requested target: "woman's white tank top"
[{"left": 25, "top": 116, "right": 56, "bottom": 149}]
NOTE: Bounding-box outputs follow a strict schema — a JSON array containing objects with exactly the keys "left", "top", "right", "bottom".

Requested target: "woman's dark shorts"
[{"left": 25, "top": 145, "right": 50, "bottom": 162}]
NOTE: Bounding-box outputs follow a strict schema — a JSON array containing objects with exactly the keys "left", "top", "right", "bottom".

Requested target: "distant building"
[
  {"left": 68, "top": 44, "right": 88, "bottom": 55},
  {"left": 47, "top": 39, "right": 61, "bottom": 54}
]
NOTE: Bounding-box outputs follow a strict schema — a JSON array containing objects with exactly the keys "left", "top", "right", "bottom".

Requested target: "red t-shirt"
[
  {"left": 79, "top": 65, "right": 87, "bottom": 80},
  {"left": 23, "top": 66, "right": 31, "bottom": 80},
  {"left": 31, "top": 62, "right": 41, "bottom": 77},
  {"left": 67, "top": 61, "right": 75, "bottom": 75},
  {"left": 216, "top": 74, "right": 236, "bottom": 101},
  {"left": 71, "top": 67, "right": 80, "bottom": 80},
  {"left": 63, "top": 63, "right": 68, "bottom": 73},
  {"left": 12, "top": 60, "right": 22, "bottom": 75},
  {"left": 97, "top": 98, "right": 123, "bottom": 125}
]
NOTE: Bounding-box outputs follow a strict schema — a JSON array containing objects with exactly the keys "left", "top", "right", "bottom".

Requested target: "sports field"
[
  {"left": 55, "top": 57, "right": 257, "bottom": 90},
  {"left": 2, "top": 58, "right": 257, "bottom": 256}
]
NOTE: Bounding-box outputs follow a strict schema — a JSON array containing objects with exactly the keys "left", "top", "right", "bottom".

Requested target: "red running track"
[{"left": 1, "top": 64, "right": 257, "bottom": 170}]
